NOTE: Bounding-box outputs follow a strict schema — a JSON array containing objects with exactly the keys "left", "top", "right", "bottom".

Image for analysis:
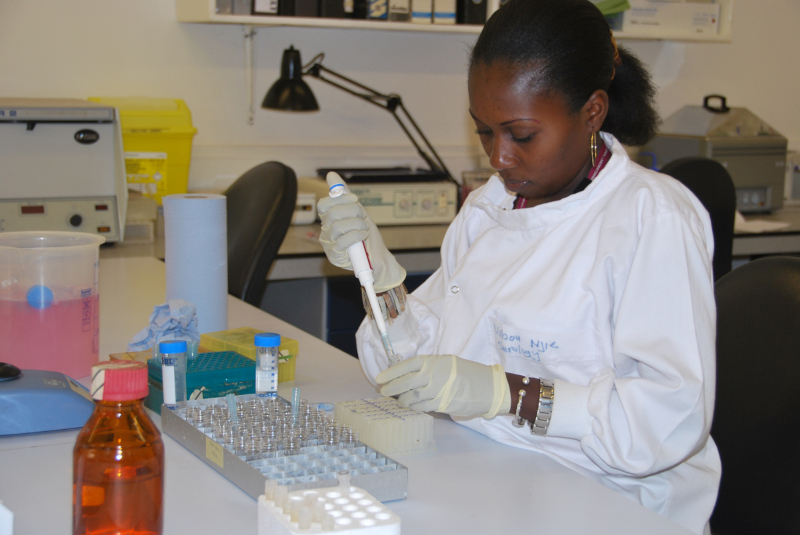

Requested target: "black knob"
[
  {"left": 69, "top": 214, "right": 83, "bottom": 227},
  {"left": 0, "top": 362, "right": 22, "bottom": 382}
]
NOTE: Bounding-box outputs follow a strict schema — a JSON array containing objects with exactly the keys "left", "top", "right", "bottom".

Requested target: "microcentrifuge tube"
[
  {"left": 289, "top": 499, "right": 301, "bottom": 522},
  {"left": 312, "top": 499, "right": 326, "bottom": 523},
  {"left": 226, "top": 393, "right": 238, "bottom": 427},
  {"left": 291, "top": 387, "right": 300, "bottom": 421},
  {"left": 274, "top": 484, "right": 288, "bottom": 510},
  {"left": 264, "top": 479, "right": 277, "bottom": 501},
  {"left": 337, "top": 470, "right": 351, "bottom": 494},
  {"left": 299, "top": 505, "right": 312, "bottom": 529}
]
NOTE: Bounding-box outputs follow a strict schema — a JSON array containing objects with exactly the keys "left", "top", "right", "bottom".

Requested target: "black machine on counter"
[{"left": 642, "top": 95, "right": 787, "bottom": 213}]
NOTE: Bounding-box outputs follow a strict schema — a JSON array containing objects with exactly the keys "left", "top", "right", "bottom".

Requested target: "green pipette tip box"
[{"left": 145, "top": 351, "right": 255, "bottom": 414}]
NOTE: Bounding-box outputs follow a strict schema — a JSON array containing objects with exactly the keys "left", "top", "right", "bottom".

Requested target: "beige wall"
[{"left": 1, "top": 0, "right": 797, "bottom": 189}]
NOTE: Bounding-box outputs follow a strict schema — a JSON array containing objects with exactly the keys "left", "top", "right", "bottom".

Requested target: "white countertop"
[{"left": 0, "top": 256, "right": 692, "bottom": 535}]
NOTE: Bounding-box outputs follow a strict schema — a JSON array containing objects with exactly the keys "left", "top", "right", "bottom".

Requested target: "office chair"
[
  {"left": 709, "top": 256, "right": 800, "bottom": 535},
  {"left": 225, "top": 161, "right": 298, "bottom": 306},
  {"left": 660, "top": 157, "right": 737, "bottom": 281}
]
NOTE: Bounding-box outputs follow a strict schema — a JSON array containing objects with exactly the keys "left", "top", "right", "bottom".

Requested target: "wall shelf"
[
  {"left": 177, "top": 0, "right": 482, "bottom": 33},
  {"left": 177, "top": 0, "right": 732, "bottom": 42}
]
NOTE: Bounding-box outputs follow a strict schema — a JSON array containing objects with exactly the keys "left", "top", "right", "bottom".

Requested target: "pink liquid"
[{"left": 0, "top": 295, "right": 99, "bottom": 379}]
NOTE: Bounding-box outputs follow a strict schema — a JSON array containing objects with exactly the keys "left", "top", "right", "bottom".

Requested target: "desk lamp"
[{"left": 262, "top": 46, "right": 458, "bottom": 189}]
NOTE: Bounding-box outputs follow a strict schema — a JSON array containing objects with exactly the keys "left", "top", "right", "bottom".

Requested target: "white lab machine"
[
  {"left": 0, "top": 98, "right": 127, "bottom": 241},
  {"left": 316, "top": 168, "right": 458, "bottom": 226},
  {"left": 641, "top": 96, "right": 788, "bottom": 214}
]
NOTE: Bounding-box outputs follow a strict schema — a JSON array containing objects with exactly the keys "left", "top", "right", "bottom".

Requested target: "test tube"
[
  {"left": 254, "top": 333, "right": 281, "bottom": 398},
  {"left": 291, "top": 388, "right": 300, "bottom": 421},
  {"left": 226, "top": 393, "right": 239, "bottom": 427},
  {"left": 337, "top": 469, "right": 351, "bottom": 494},
  {"left": 159, "top": 340, "right": 187, "bottom": 410}
]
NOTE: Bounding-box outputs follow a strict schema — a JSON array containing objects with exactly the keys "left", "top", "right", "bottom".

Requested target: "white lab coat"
[{"left": 356, "top": 133, "right": 721, "bottom": 534}]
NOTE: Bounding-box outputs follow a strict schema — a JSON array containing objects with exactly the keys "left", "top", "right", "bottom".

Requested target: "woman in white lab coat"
[{"left": 317, "top": 0, "right": 721, "bottom": 533}]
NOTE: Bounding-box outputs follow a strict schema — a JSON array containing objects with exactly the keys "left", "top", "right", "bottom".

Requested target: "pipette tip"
[{"left": 380, "top": 333, "right": 399, "bottom": 367}]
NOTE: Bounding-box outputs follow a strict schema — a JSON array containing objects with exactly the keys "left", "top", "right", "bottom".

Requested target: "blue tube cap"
[
  {"left": 159, "top": 340, "right": 188, "bottom": 354},
  {"left": 254, "top": 333, "right": 281, "bottom": 347},
  {"left": 26, "top": 285, "right": 53, "bottom": 309}
]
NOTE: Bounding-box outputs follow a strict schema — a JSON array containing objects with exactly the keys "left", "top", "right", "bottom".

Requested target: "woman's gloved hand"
[
  {"left": 376, "top": 355, "right": 511, "bottom": 419},
  {"left": 317, "top": 192, "right": 406, "bottom": 293}
]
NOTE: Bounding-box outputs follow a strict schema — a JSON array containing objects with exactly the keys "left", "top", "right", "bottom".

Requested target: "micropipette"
[{"left": 326, "top": 171, "right": 399, "bottom": 366}]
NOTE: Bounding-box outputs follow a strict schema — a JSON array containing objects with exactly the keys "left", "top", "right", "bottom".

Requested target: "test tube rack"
[
  {"left": 334, "top": 397, "right": 436, "bottom": 456},
  {"left": 258, "top": 483, "right": 401, "bottom": 535},
  {"left": 161, "top": 394, "right": 408, "bottom": 502}
]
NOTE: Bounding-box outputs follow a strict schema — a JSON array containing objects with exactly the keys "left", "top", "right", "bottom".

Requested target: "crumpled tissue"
[{"left": 128, "top": 299, "right": 201, "bottom": 354}]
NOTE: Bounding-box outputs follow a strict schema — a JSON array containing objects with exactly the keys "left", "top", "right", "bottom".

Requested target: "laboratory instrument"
[
  {"left": 258, "top": 472, "right": 401, "bottom": 535},
  {"left": 161, "top": 393, "right": 408, "bottom": 501},
  {"left": 317, "top": 168, "right": 458, "bottom": 225},
  {"left": 334, "top": 397, "right": 435, "bottom": 456},
  {"left": 0, "top": 231, "right": 105, "bottom": 379},
  {"left": 159, "top": 340, "right": 187, "bottom": 409},
  {"left": 255, "top": 332, "right": 281, "bottom": 398},
  {"left": 0, "top": 366, "right": 94, "bottom": 436},
  {"left": 641, "top": 95, "right": 788, "bottom": 213},
  {"left": 73, "top": 361, "right": 164, "bottom": 535},
  {"left": 292, "top": 192, "right": 317, "bottom": 225},
  {"left": 326, "top": 172, "right": 399, "bottom": 366},
  {"left": 0, "top": 98, "right": 127, "bottom": 241}
]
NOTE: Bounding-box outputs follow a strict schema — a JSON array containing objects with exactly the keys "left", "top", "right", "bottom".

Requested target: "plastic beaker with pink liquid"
[{"left": 0, "top": 231, "right": 105, "bottom": 379}]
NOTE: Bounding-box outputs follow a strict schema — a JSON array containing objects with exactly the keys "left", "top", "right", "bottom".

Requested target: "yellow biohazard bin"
[{"left": 88, "top": 97, "right": 197, "bottom": 205}]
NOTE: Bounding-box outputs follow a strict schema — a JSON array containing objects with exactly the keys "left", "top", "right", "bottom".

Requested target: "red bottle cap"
[{"left": 90, "top": 361, "right": 149, "bottom": 401}]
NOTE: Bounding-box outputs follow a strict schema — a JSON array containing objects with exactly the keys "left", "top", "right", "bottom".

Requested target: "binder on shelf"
[
  {"left": 253, "top": 0, "right": 279, "bottom": 13},
  {"left": 411, "top": 0, "right": 433, "bottom": 23},
  {"left": 368, "top": 0, "right": 388, "bottom": 19},
  {"left": 234, "top": 0, "right": 255, "bottom": 14},
  {"left": 433, "top": 0, "right": 456, "bottom": 24},
  {"left": 389, "top": 0, "right": 411, "bottom": 21},
  {"left": 320, "top": 0, "right": 347, "bottom": 17},
  {"left": 278, "top": 0, "right": 318, "bottom": 16}
]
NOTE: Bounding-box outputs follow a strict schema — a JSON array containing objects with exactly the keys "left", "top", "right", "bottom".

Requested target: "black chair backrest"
[
  {"left": 660, "top": 157, "right": 737, "bottom": 281},
  {"left": 225, "top": 161, "right": 298, "bottom": 306},
  {"left": 710, "top": 256, "right": 800, "bottom": 534}
]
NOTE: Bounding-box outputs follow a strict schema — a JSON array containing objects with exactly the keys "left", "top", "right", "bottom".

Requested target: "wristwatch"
[{"left": 530, "top": 379, "right": 554, "bottom": 436}]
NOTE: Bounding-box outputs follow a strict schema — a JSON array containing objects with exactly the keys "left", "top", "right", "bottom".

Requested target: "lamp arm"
[
  {"left": 305, "top": 63, "right": 458, "bottom": 187},
  {"left": 306, "top": 67, "right": 393, "bottom": 113},
  {"left": 394, "top": 100, "right": 454, "bottom": 181}
]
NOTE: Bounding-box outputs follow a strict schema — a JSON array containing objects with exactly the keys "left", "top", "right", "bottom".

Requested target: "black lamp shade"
[{"left": 262, "top": 47, "right": 319, "bottom": 112}]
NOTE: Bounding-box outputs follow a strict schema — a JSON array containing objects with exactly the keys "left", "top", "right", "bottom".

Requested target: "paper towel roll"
[{"left": 163, "top": 194, "right": 228, "bottom": 333}]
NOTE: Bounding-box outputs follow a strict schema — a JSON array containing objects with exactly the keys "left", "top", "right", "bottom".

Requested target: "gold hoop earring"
[{"left": 590, "top": 131, "right": 598, "bottom": 167}]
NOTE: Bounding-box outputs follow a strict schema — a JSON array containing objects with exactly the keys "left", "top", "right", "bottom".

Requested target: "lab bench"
[{"left": 0, "top": 256, "right": 694, "bottom": 535}]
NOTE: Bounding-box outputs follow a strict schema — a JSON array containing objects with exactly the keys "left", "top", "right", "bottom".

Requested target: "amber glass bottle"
[{"left": 73, "top": 361, "right": 164, "bottom": 535}]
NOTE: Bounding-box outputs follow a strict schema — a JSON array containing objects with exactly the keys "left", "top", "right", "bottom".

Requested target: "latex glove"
[
  {"left": 377, "top": 355, "right": 511, "bottom": 419},
  {"left": 317, "top": 192, "right": 406, "bottom": 293}
]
